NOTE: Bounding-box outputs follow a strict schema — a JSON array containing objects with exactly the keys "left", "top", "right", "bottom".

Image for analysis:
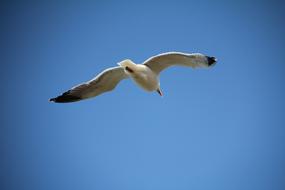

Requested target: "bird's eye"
[{"left": 125, "top": 66, "right": 134, "bottom": 73}]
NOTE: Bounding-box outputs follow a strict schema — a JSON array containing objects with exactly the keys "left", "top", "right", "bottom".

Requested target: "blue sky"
[{"left": 1, "top": 0, "right": 285, "bottom": 190}]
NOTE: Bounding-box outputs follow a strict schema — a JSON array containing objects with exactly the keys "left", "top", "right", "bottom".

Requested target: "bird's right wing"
[
  {"left": 143, "top": 52, "right": 215, "bottom": 74},
  {"left": 50, "top": 66, "right": 128, "bottom": 103}
]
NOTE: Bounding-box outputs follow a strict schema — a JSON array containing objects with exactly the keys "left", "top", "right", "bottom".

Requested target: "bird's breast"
[{"left": 131, "top": 65, "right": 159, "bottom": 92}]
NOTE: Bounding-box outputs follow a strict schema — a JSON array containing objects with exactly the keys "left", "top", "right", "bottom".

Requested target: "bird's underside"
[{"left": 50, "top": 52, "right": 217, "bottom": 103}]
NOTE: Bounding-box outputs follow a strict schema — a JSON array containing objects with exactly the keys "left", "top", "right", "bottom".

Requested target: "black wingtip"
[
  {"left": 50, "top": 91, "right": 82, "bottom": 103},
  {"left": 206, "top": 56, "right": 217, "bottom": 66},
  {"left": 49, "top": 98, "right": 56, "bottom": 102}
]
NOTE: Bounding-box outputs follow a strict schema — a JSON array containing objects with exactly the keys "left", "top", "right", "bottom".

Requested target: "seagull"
[{"left": 50, "top": 52, "right": 217, "bottom": 103}]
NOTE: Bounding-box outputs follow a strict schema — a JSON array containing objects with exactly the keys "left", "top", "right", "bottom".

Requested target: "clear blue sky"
[{"left": 1, "top": 1, "right": 285, "bottom": 190}]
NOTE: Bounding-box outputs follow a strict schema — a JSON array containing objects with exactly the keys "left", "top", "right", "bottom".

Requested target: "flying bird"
[{"left": 50, "top": 52, "right": 217, "bottom": 103}]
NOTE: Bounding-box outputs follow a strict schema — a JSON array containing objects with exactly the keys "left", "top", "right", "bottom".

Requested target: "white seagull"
[{"left": 50, "top": 52, "right": 217, "bottom": 103}]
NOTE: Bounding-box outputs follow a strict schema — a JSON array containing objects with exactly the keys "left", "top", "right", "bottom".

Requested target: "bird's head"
[{"left": 117, "top": 59, "right": 137, "bottom": 74}]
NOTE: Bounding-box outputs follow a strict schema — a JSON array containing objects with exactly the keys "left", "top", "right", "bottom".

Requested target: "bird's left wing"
[
  {"left": 143, "top": 52, "right": 216, "bottom": 75},
  {"left": 50, "top": 66, "right": 128, "bottom": 103}
]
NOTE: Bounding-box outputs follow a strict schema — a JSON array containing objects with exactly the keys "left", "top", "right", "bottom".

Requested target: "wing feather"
[
  {"left": 143, "top": 52, "right": 210, "bottom": 74},
  {"left": 50, "top": 66, "right": 128, "bottom": 103}
]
